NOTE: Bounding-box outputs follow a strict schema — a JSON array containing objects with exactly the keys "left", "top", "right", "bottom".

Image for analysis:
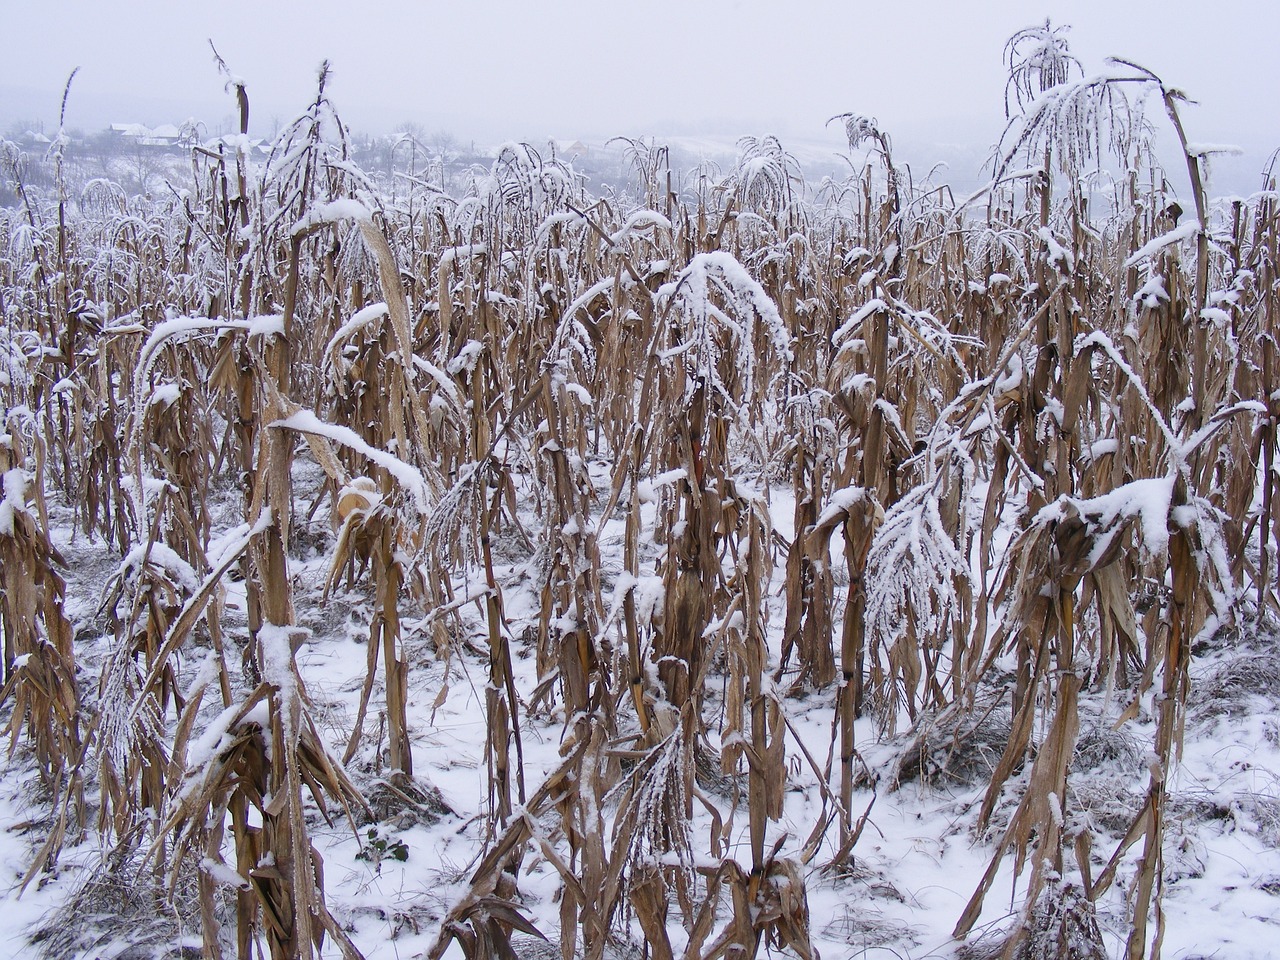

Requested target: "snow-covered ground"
[{"left": 2, "top": 443, "right": 1277, "bottom": 960}]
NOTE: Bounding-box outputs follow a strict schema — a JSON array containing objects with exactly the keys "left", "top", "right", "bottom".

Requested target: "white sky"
[{"left": 4, "top": 0, "right": 1278, "bottom": 170}]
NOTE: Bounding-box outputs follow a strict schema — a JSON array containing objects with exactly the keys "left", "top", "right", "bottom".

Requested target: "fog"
[{"left": 4, "top": 0, "right": 1279, "bottom": 188}]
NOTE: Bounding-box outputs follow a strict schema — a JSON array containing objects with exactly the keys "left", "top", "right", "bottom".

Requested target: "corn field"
[{"left": 2, "top": 26, "right": 1280, "bottom": 960}]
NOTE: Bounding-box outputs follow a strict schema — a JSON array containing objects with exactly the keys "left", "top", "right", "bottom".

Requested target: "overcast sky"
[{"left": 4, "top": 0, "right": 1278, "bottom": 179}]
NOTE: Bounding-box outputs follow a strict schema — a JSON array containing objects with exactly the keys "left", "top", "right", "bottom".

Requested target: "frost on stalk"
[
  {"left": 994, "top": 66, "right": 1147, "bottom": 185},
  {"left": 258, "top": 622, "right": 302, "bottom": 739},
  {"left": 546, "top": 273, "right": 608, "bottom": 395},
  {"left": 0, "top": 333, "right": 35, "bottom": 400},
  {"left": 272, "top": 409, "right": 432, "bottom": 514},
  {"left": 723, "top": 136, "right": 803, "bottom": 218},
  {"left": 1003, "top": 19, "right": 1081, "bottom": 116},
  {"left": 608, "top": 723, "right": 697, "bottom": 912},
  {"left": 865, "top": 479, "right": 970, "bottom": 713},
  {"left": 656, "top": 251, "right": 794, "bottom": 408},
  {"left": 832, "top": 113, "right": 888, "bottom": 155},
  {"left": 992, "top": 19, "right": 1156, "bottom": 188},
  {"left": 479, "top": 142, "right": 581, "bottom": 226},
  {"left": 1029, "top": 476, "right": 1176, "bottom": 570},
  {"left": 1019, "top": 882, "right": 1108, "bottom": 960},
  {"left": 97, "top": 637, "right": 163, "bottom": 796},
  {"left": 0, "top": 467, "right": 28, "bottom": 537},
  {"left": 422, "top": 460, "right": 485, "bottom": 568}
]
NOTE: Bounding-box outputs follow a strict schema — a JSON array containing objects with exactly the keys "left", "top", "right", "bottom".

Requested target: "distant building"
[
  {"left": 551, "top": 139, "right": 590, "bottom": 158},
  {"left": 109, "top": 123, "right": 184, "bottom": 148},
  {"left": 143, "top": 123, "right": 182, "bottom": 146},
  {"left": 205, "top": 133, "right": 272, "bottom": 156},
  {"left": 110, "top": 122, "right": 152, "bottom": 139}
]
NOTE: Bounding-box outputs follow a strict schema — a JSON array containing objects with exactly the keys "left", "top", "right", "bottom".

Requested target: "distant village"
[
  {"left": 13, "top": 120, "right": 588, "bottom": 155},
  {"left": 12, "top": 119, "right": 278, "bottom": 155},
  {"left": 2, "top": 118, "right": 928, "bottom": 208},
  {"left": 3, "top": 118, "right": 624, "bottom": 204}
]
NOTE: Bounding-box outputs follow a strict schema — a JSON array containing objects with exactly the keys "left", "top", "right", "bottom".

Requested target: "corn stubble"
[{"left": 0, "top": 23, "right": 1277, "bottom": 960}]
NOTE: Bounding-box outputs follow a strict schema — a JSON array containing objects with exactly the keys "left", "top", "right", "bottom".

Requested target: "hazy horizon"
[{"left": 5, "top": 1, "right": 1279, "bottom": 195}]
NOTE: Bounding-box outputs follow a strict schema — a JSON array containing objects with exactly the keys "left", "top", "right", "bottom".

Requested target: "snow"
[
  {"left": 1201, "top": 306, "right": 1232, "bottom": 327},
  {"left": 146, "top": 381, "right": 182, "bottom": 409},
  {"left": 207, "top": 510, "right": 275, "bottom": 571},
  {"left": 326, "top": 302, "right": 390, "bottom": 358},
  {"left": 445, "top": 339, "right": 484, "bottom": 375},
  {"left": 609, "top": 209, "right": 672, "bottom": 246},
  {"left": 833, "top": 297, "right": 887, "bottom": 346},
  {"left": 1038, "top": 226, "right": 1074, "bottom": 273},
  {"left": 1037, "top": 474, "right": 1176, "bottom": 564},
  {"left": 814, "top": 484, "right": 868, "bottom": 530},
  {"left": 994, "top": 351, "right": 1024, "bottom": 395},
  {"left": 636, "top": 468, "right": 687, "bottom": 504},
  {"left": 248, "top": 314, "right": 285, "bottom": 339},
  {"left": 560, "top": 381, "right": 593, "bottom": 407},
  {"left": 291, "top": 197, "right": 374, "bottom": 236},
  {"left": 656, "top": 251, "right": 795, "bottom": 362},
  {"left": 258, "top": 621, "right": 301, "bottom": 715},
  {"left": 634, "top": 575, "right": 666, "bottom": 625},
  {"left": 1124, "top": 219, "right": 1202, "bottom": 268},
  {"left": 437, "top": 242, "right": 487, "bottom": 266},
  {"left": 1085, "top": 437, "right": 1119, "bottom": 462},
  {"left": 133, "top": 314, "right": 286, "bottom": 418},
  {"left": 182, "top": 699, "right": 272, "bottom": 801},
  {"left": 1075, "top": 330, "right": 1183, "bottom": 457},
  {"left": 1184, "top": 142, "right": 1245, "bottom": 157},
  {"left": 272, "top": 409, "right": 431, "bottom": 514},
  {"left": 118, "top": 540, "right": 201, "bottom": 593},
  {"left": 0, "top": 467, "right": 28, "bottom": 536},
  {"left": 412, "top": 357, "right": 464, "bottom": 414},
  {"left": 200, "top": 856, "right": 251, "bottom": 891},
  {"left": 1134, "top": 274, "right": 1169, "bottom": 310}
]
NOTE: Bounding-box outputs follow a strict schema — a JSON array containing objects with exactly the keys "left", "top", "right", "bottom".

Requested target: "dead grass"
[
  {"left": 892, "top": 703, "right": 1013, "bottom": 789},
  {"left": 1189, "top": 646, "right": 1280, "bottom": 719},
  {"left": 31, "top": 853, "right": 233, "bottom": 960}
]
